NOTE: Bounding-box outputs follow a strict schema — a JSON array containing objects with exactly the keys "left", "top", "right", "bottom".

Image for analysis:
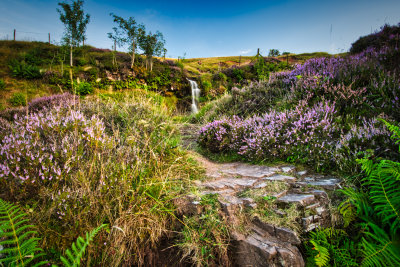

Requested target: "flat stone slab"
[
  {"left": 303, "top": 177, "right": 340, "bottom": 190},
  {"left": 264, "top": 174, "right": 296, "bottom": 182},
  {"left": 277, "top": 194, "right": 315, "bottom": 206},
  {"left": 203, "top": 177, "right": 258, "bottom": 190},
  {"left": 221, "top": 163, "right": 279, "bottom": 179}
]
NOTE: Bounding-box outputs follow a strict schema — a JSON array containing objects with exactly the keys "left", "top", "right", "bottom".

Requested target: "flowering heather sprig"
[{"left": 0, "top": 107, "right": 112, "bottom": 184}]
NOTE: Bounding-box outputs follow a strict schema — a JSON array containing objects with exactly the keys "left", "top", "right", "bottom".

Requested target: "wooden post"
[
  {"left": 239, "top": 55, "right": 241, "bottom": 66},
  {"left": 257, "top": 48, "right": 260, "bottom": 57},
  {"left": 13, "top": 29, "right": 16, "bottom": 41},
  {"left": 48, "top": 33, "right": 51, "bottom": 44}
]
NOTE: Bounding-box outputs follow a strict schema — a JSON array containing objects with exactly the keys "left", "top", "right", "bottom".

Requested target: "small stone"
[
  {"left": 281, "top": 166, "right": 296, "bottom": 173},
  {"left": 297, "top": 170, "right": 308, "bottom": 176},
  {"left": 302, "top": 215, "right": 314, "bottom": 226},
  {"left": 316, "top": 206, "right": 327, "bottom": 216},
  {"left": 305, "top": 223, "right": 318, "bottom": 232}
]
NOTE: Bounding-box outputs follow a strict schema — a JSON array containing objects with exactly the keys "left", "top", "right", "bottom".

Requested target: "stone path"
[{"left": 177, "top": 124, "right": 342, "bottom": 267}]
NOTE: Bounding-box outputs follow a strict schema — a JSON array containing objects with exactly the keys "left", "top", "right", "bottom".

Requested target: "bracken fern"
[
  {"left": 59, "top": 224, "right": 107, "bottom": 267},
  {"left": 0, "top": 198, "right": 47, "bottom": 266}
]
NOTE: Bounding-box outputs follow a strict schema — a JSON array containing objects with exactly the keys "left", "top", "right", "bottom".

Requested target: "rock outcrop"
[{"left": 176, "top": 160, "right": 341, "bottom": 266}]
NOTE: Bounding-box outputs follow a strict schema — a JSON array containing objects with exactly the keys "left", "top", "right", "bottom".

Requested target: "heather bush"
[
  {"left": 198, "top": 101, "right": 397, "bottom": 173},
  {"left": 28, "top": 93, "right": 77, "bottom": 113},
  {"left": 350, "top": 23, "right": 400, "bottom": 54},
  {"left": 0, "top": 92, "right": 201, "bottom": 265}
]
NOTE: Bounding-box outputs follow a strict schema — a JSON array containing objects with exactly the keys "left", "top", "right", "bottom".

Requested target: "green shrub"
[
  {"left": 8, "top": 60, "right": 42, "bottom": 79},
  {"left": 75, "top": 82, "right": 93, "bottom": 95},
  {"left": 0, "top": 79, "right": 5, "bottom": 90},
  {"left": 8, "top": 92, "right": 26, "bottom": 106}
]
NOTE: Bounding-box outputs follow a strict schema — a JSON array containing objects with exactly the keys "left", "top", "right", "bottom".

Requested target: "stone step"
[
  {"left": 277, "top": 193, "right": 316, "bottom": 207},
  {"left": 297, "top": 176, "right": 341, "bottom": 190},
  {"left": 264, "top": 174, "right": 296, "bottom": 182},
  {"left": 221, "top": 164, "right": 279, "bottom": 179},
  {"left": 203, "top": 177, "right": 258, "bottom": 190}
]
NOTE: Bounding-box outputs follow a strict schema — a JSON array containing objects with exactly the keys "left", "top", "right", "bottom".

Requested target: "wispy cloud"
[{"left": 240, "top": 49, "right": 252, "bottom": 55}]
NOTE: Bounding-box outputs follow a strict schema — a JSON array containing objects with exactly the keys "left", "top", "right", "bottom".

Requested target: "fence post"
[
  {"left": 13, "top": 29, "right": 16, "bottom": 41},
  {"left": 49, "top": 33, "right": 51, "bottom": 44}
]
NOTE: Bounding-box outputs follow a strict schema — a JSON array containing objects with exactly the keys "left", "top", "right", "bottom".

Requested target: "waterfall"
[{"left": 188, "top": 79, "right": 200, "bottom": 113}]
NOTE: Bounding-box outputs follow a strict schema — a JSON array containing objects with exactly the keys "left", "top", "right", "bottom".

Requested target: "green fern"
[
  {"left": 59, "top": 224, "right": 107, "bottom": 267},
  {"left": 338, "top": 200, "right": 357, "bottom": 227},
  {"left": 310, "top": 240, "right": 330, "bottom": 267},
  {"left": 361, "top": 222, "right": 400, "bottom": 266},
  {"left": 0, "top": 198, "right": 47, "bottom": 266}
]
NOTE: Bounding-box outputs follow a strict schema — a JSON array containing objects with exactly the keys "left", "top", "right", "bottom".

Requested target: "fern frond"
[
  {"left": 379, "top": 119, "right": 400, "bottom": 148},
  {"left": 60, "top": 224, "right": 107, "bottom": 267},
  {"left": 363, "top": 160, "right": 400, "bottom": 230},
  {"left": 310, "top": 240, "right": 330, "bottom": 267},
  {"left": 339, "top": 200, "right": 357, "bottom": 227},
  {"left": 360, "top": 222, "right": 400, "bottom": 267},
  {"left": 0, "top": 198, "right": 47, "bottom": 266}
]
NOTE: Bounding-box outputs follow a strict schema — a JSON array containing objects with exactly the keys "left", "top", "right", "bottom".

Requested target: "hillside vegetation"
[{"left": 1, "top": 20, "right": 400, "bottom": 267}]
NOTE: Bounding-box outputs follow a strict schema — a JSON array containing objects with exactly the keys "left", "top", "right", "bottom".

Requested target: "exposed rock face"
[{"left": 176, "top": 160, "right": 341, "bottom": 266}]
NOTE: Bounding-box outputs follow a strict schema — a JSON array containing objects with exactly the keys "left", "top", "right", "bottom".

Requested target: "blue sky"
[{"left": 0, "top": 0, "right": 399, "bottom": 58}]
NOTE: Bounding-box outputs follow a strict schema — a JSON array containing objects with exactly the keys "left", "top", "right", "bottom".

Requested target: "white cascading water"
[{"left": 188, "top": 79, "right": 201, "bottom": 113}]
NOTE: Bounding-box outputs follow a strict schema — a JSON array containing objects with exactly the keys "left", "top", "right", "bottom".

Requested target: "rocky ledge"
[{"left": 175, "top": 161, "right": 341, "bottom": 267}]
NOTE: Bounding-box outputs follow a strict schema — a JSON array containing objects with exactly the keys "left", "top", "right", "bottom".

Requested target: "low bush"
[
  {"left": 75, "top": 81, "right": 93, "bottom": 95},
  {"left": 0, "top": 79, "right": 5, "bottom": 89},
  {"left": 8, "top": 92, "right": 26, "bottom": 107},
  {"left": 8, "top": 60, "right": 42, "bottom": 79}
]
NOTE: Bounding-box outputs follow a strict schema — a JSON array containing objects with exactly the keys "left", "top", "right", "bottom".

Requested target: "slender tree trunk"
[
  {"left": 150, "top": 56, "right": 153, "bottom": 72},
  {"left": 70, "top": 45, "right": 74, "bottom": 92},
  {"left": 70, "top": 45, "right": 73, "bottom": 67},
  {"left": 131, "top": 41, "right": 135, "bottom": 68}
]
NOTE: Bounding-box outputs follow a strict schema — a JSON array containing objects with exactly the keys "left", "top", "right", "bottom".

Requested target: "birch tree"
[
  {"left": 108, "top": 14, "right": 144, "bottom": 69},
  {"left": 57, "top": 0, "right": 90, "bottom": 87}
]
